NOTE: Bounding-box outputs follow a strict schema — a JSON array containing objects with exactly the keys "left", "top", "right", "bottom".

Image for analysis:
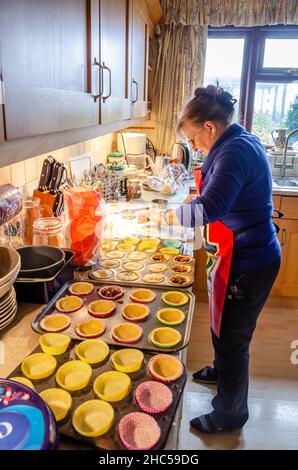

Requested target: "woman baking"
[{"left": 139, "top": 85, "right": 281, "bottom": 434}]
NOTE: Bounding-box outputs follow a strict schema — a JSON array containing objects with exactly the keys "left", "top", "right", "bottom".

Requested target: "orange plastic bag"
[{"left": 64, "top": 187, "right": 105, "bottom": 266}]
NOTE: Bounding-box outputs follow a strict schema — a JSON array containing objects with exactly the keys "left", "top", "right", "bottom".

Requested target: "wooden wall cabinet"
[
  {"left": 0, "top": 0, "right": 100, "bottom": 140},
  {"left": 99, "top": 0, "right": 132, "bottom": 124},
  {"left": 131, "top": 1, "right": 149, "bottom": 119},
  {"left": 272, "top": 196, "right": 298, "bottom": 297},
  {"left": 0, "top": 0, "right": 161, "bottom": 162}
]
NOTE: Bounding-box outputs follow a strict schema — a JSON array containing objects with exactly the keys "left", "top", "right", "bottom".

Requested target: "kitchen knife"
[
  {"left": 33, "top": 156, "right": 56, "bottom": 203},
  {"left": 46, "top": 162, "right": 67, "bottom": 213}
]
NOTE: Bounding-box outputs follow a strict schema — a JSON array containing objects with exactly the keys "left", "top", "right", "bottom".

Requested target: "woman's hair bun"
[
  {"left": 194, "top": 85, "right": 237, "bottom": 106},
  {"left": 177, "top": 84, "right": 237, "bottom": 131}
]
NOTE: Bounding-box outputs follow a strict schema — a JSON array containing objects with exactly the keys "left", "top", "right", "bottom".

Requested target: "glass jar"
[
  {"left": 33, "top": 217, "right": 64, "bottom": 247},
  {"left": 127, "top": 179, "right": 142, "bottom": 199}
]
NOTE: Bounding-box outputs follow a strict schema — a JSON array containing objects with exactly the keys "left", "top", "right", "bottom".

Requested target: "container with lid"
[
  {"left": 127, "top": 179, "right": 142, "bottom": 199},
  {"left": 0, "top": 379, "right": 58, "bottom": 450},
  {"left": 107, "top": 150, "right": 125, "bottom": 170},
  {"left": 33, "top": 217, "right": 64, "bottom": 247}
]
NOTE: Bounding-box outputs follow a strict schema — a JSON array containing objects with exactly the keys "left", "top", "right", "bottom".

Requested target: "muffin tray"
[
  {"left": 8, "top": 344, "right": 187, "bottom": 450},
  {"left": 32, "top": 281, "right": 195, "bottom": 353},
  {"left": 88, "top": 252, "right": 195, "bottom": 289}
]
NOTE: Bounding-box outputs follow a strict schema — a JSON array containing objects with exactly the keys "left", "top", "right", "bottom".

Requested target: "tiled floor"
[{"left": 177, "top": 301, "right": 298, "bottom": 450}]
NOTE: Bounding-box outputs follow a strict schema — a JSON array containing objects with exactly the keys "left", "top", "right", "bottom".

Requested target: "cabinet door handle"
[
  {"left": 91, "top": 58, "right": 103, "bottom": 102},
  {"left": 281, "top": 228, "right": 287, "bottom": 246},
  {"left": 131, "top": 79, "right": 138, "bottom": 104},
  {"left": 102, "top": 62, "right": 112, "bottom": 103}
]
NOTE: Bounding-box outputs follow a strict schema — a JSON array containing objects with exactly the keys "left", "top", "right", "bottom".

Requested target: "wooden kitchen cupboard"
[
  {"left": 130, "top": 0, "right": 149, "bottom": 119},
  {"left": 99, "top": 0, "right": 132, "bottom": 124},
  {"left": 0, "top": 0, "right": 101, "bottom": 140},
  {"left": 272, "top": 196, "right": 298, "bottom": 296}
]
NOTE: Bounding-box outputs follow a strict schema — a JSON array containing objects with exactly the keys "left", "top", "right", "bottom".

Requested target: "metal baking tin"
[
  {"left": 14, "top": 249, "right": 74, "bottom": 304},
  {"left": 32, "top": 281, "right": 195, "bottom": 353},
  {"left": 89, "top": 252, "right": 196, "bottom": 289},
  {"left": 8, "top": 345, "right": 187, "bottom": 450}
]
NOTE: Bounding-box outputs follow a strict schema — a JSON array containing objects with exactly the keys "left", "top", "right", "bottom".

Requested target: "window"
[
  {"left": 204, "top": 38, "right": 245, "bottom": 121},
  {"left": 204, "top": 26, "right": 298, "bottom": 146}
]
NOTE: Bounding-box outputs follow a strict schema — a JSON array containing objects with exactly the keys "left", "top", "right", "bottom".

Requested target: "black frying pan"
[{"left": 17, "top": 246, "right": 65, "bottom": 279}]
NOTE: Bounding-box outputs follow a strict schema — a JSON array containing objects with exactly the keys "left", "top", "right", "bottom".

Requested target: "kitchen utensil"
[
  {"left": 46, "top": 162, "right": 67, "bottom": 215},
  {"left": 17, "top": 245, "right": 65, "bottom": 279},
  {"left": 14, "top": 249, "right": 74, "bottom": 304},
  {"left": 0, "top": 246, "right": 21, "bottom": 287},
  {"left": 0, "top": 287, "right": 17, "bottom": 332},
  {"left": 171, "top": 141, "right": 192, "bottom": 171},
  {"left": 33, "top": 156, "right": 56, "bottom": 204}
]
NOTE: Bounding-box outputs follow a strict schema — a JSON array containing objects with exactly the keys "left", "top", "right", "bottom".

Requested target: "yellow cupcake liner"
[
  {"left": 93, "top": 371, "right": 131, "bottom": 402},
  {"left": 138, "top": 240, "right": 158, "bottom": 253},
  {"left": 10, "top": 376, "right": 35, "bottom": 389},
  {"left": 122, "top": 236, "right": 140, "bottom": 245},
  {"left": 56, "top": 360, "right": 92, "bottom": 392},
  {"left": 72, "top": 399, "right": 114, "bottom": 437},
  {"left": 111, "top": 349, "right": 144, "bottom": 373},
  {"left": 21, "top": 353, "right": 57, "bottom": 380},
  {"left": 40, "top": 388, "right": 72, "bottom": 422},
  {"left": 159, "top": 247, "right": 180, "bottom": 255},
  {"left": 39, "top": 333, "right": 71, "bottom": 356},
  {"left": 142, "top": 238, "right": 160, "bottom": 245},
  {"left": 155, "top": 308, "right": 185, "bottom": 326},
  {"left": 148, "top": 327, "right": 182, "bottom": 349},
  {"left": 117, "top": 243, "right": 135, "bottom": 252},
  {"left": 75, "top": 339, "right": 110, "bottom": 365}
]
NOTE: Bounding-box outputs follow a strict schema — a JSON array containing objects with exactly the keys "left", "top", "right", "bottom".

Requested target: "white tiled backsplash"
[{"left": 1, "top": 133, "right": 116, "bottom": 196}]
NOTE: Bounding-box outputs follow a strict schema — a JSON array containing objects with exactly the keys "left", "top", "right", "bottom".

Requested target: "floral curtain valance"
[{"left": 161, "top": 0, "right": 298, "bottom": 27}]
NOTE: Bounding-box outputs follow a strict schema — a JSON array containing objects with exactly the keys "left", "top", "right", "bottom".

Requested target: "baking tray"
[
  {"left": 8, "top": 344, "right": 187, "bottom": 450},
  {"left": 85, "top": 252, "right": 195, "bottom": 289},
  {"left": 14, "top": 249, "right": 75, "bottom": 304},
  {"left": 32, "top": 280, "right": 195, "bottom": 353}
]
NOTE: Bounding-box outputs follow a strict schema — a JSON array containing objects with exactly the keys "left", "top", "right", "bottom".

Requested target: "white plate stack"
[{"left": 0, "top": 287, "right": 17, "bottom": 331}]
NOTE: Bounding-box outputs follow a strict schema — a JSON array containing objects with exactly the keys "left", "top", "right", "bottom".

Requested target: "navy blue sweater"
[{"left": 176, "top": 123, "right": 281, "bottom": 272}]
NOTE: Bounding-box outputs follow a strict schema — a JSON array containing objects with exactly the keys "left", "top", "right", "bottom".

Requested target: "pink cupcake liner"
[
  {"left": 135, "top": 381, "right": 173, "bottom": 414},
  {"left": 118, "top": 412, "right": 161, "bottom": 450}
]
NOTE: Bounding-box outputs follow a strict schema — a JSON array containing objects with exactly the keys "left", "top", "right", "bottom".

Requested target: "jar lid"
[
  {"left": 108, "top": 150, "right": 124, "bottom": 158},
  {"left": 33, "top": 217, "right": 63, "bottom": 233},
  {"left": 0, "top": 379, "right": 58, "bottom": 449}
]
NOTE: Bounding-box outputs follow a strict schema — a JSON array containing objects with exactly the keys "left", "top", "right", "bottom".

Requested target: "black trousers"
[{"left": 210, "top": 257, "right": 281, "bottom": 429}]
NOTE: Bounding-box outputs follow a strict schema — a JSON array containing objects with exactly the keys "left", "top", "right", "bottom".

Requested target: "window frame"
[{"left": 207, "top": 25, "right": 298, "bottom": 132}]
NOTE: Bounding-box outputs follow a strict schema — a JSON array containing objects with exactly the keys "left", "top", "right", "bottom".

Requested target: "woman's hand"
[
  {"left": 137, "top": 210, "right": 161, "bottom": 225},
  {"left": 183, "top": 194, "right": 197, "bottom": 204}
]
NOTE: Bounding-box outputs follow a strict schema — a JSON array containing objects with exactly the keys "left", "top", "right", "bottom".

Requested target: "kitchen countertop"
[{"left": 189, "top": 179, "right": 298, "bottom": 196}]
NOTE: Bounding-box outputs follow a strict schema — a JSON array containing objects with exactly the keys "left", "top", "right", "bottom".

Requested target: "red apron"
[{"left": 194, "top": 167, "right": 234, "bottom": 338}]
